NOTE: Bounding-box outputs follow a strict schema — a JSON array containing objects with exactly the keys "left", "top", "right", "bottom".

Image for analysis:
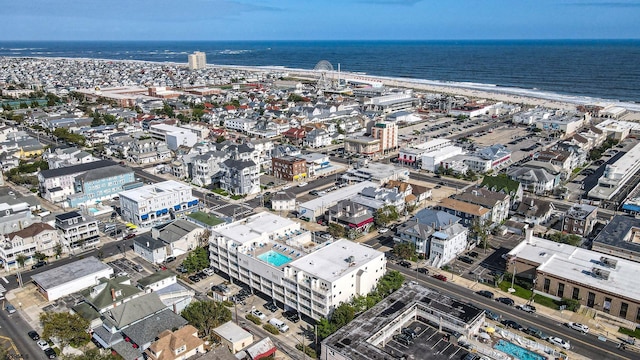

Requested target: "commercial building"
[
  {"left": 371, "top": 120, "right": 398, "bottom": 153},
  {"left": 271, "top": 191, "right": 296, "bottom": 212},
  {"left": 342, "top": 163, "right": 409, "bottom": 185},
  {"left": 209, "top": 212, "right": 386, "bottom": 319},
  {"left": 592, "top": 215, "right": 640, "bottom": 263},
  {"left": 320, "top": 282, "right": 483, "bottom": 360},
  {"left": 508, "top": 230, "right": 640, "bottom": 323},
  {"left": 31, "top": 256, "right": 113, "bottom": 301},
  {"left": 297, "top": 181, "right": 378, "bottom": 220},
  {"left": 149, "top": 124, "right": 198, "bottom": 150},
  {"left": 55, "top": 211, "right": 100, "bottom": 251},
  {"left": 297, "top": 153, "right": 331, "bottom": 177},
  {"left": 119, "top": 180, "right": 199, "bottom": 227},
  {"left": 421, "top": 145, "right": 464, "bottom": 172},
  {"left": 188, "top": 51, "right": 206, "bottom": 70},
  {"left": 343, "top": 136, "right": 380, "bottom": 156},
  {"left": 213, "top": 322, "right": 254, "bottom": 354},
  {"left": 562, "top": 203, "right": 597, "bottom": 237},
  {"left": 398, "top": 138, "right": 452, "bottom": 166},
  {"left": 588, "top": 143, "right": 640, "bottom": 201},
  {"left": 271, "top": 156, "right": 307, "bottom": 181},
  {"left": 362, "top": 93, "right": 416, "bottom": 114}
]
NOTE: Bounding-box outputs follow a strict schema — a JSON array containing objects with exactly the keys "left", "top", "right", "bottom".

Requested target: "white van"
[{"left": 269, "top": 318, "right": 289, "bottom": 333}]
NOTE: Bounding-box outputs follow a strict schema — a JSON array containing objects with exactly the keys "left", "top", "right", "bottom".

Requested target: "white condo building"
[
  {"left": 149, "top": 124, "right": 198, "bottom": 150},
  {"left": 209, "top": 212, "right": 386, "bottom": 319},
  {"left": 188, "top": 51, "right": 206, "bottom": 70},
  {"left": 119, "top": 181, "right": 199, "bottom": 227}
]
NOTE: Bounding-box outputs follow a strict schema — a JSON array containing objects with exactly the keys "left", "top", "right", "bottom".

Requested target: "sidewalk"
[{"left": 425, "top": 264, "right": 638, "bottom": 355}]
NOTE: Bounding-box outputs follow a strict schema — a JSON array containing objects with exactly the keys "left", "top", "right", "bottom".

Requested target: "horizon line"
[{"left": 1, "top": 38, "right": 640, "bottom": 42}]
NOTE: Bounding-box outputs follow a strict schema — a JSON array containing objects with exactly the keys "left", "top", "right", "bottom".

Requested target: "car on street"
[
  {"left": 36, "top": 339, "right": 50, "bottom": 350},
  {"left": 188, "top": 275, "right": 201, "bottom": 283},
  {"left": 264, "top": 302, "right": 278, "bottom": 312},
  {"left": 432, "top": 274, "right": 448, "bottom": 282},
  {"left": 251, "top": 309, "right": 266, "bottom": 320},
  {"left": 378, "top": 228, "right": 389, "bottom": 234},
  {"left": 496, "top": 297, "right": 515, "bottom": 306},
  {"left": 28, "top": 330, "right": 40, "bottom": 340},
  {"left": 133, "top": 264, "right": 144, "bottom": 272},
  {"left": 165, "top": 256, "right": 176, "bottom": 263},
  {"left": 566, "top": 322, "right": 589, "bottom": 334},
  {"left": 309, "top": 190, "right": 319, "bottom": 196},
  {"left": 417, "top": 267, "right": 429, "bottom": 274},
  {"left": 124, "top": 233, "right": 136, "bottom": 240},
  {"left": 516, "top": 304, "right": 537, "bottom": 313},
  {"left": 475, "top": 290, "right": 494, "bottom": 299},
  {"left": 44, "top": 348, "right": 57, "bottom": 358},
  {"left": 501, "top": 319, "right": 524, "bottom": 331},
  {"left": 31, "top": 261, "right": 47, "bottom": 270},
  {"left": 5, "top": 304, "right": 16, "bottom": 314},
  {"left": 297, "top": 182, "right": 308, "bottom": 187},
  {"left": 548, "top": 336, "right": 571, "bottom": 350},
  {"left": 282, "top": 185, "right": 292, "bottom": 190},
  {"left": 398, "top": 260, "right": 412, "bottom": 268}
]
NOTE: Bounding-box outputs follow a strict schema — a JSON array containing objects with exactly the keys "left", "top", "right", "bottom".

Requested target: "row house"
[
  {"left": 510, "top": 196, "right": 555, "bottom": 226},
  {"left": 55, "top": 211, "right": 100, "bottom": 252},
  {"left": 304, "top": 128, "right": 332, "bottom": 148},
  {"left": 220, "top": 158, "right": 260, "bottom": 196},
  {"left": 452, "top": 187, "right": 511, "bottom": 225},
  {"left": 128, "top": 138, "right": 172, "bottom": 165}
]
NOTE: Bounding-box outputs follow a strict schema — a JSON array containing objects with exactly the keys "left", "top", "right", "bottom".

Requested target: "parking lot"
[
  {"left": 382, "top": 320, "right": 471, "bottom": 360},
  {"left": 106, "top": 258, "right": 149, "bottom": 281}
]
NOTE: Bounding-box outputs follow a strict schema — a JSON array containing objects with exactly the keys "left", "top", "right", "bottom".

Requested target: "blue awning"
[
  {"left": 156, "top": 210, "right": 162, "bottom": 216},
  {"left": 161, "top": 208, "right": 168, "bottom": 214},
  {"left": 174, "top": 205, "right": 181, "bottom": 211},
  {"left": 141, "top": 214, "right": 148, "bottom": 220},
  {"left": 193, "top": 199, "right": 199, "bottom": 205}
]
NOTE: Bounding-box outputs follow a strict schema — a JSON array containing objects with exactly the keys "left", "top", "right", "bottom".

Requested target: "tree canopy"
[
  {"left": 393, "top": 242, "right": 416, "bottom": 260},
  {"left": 374, "top": 205, "right": 399, "bottom": 227},
  {"left": 181, "top": 247, "right": 210, "bottom": 272},
  {"left": 181, "top": 300, "right": 231, "bottom": 339},
  {"left": 40, "top": 312, "right": 90, "bottom": 349},
  {"left": 60, "top": 349, "right": 120, "bottom": 360}
]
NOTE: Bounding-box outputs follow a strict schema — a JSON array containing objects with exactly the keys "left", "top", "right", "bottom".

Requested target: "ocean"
[{"left": 1, "top": 40, "right": 639, "bottom": 103}]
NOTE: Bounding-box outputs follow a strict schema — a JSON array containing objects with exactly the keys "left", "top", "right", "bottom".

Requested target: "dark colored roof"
[
  {"left": 593, "top": 215, "right": 640, "bottom": 254},
  {"left": 6, "top": 223, "right": 56, "bottom": 241},
  {"left": 39, "top": 160, "right": 117, "bottom": 179},
  {"left": 55, "top": 211, "right": 82, "bottom": 221},
  {"left": 134, "top": 234, "right": 166, "bottom": 250},
  {"left": 76, "top": 165, "right": 133, "bottom": 182},
  {"left": 222, "top": 158, "right": 257, "bottom": 170},
  {"left": 122, "top": 309, "right": 188, "bottom": 348}
]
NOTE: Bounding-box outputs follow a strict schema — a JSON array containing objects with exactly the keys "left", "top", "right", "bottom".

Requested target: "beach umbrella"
[
  {"left": 479, "top": 332, "right": 491, "bottom": 340},
  {"left": 485, "top": 327, "right": 496, "bottom": 333}
]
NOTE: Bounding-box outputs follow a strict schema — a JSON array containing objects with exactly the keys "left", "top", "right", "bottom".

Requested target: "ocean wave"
[{"left": 217, "top": 49, "right": 254, "bottom": 55}]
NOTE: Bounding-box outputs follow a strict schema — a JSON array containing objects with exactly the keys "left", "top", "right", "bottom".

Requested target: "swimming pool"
[
  {"left": 258, "top": 250, "right": 293, "bottom": 267},
  {"left": 88, "top": 208, "right": 99, "bottom": 213},
  {"left": 494, "top": 340, "right": 546, "bottom": 360}
]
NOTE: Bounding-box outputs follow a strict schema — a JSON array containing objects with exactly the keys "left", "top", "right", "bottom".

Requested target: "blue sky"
[{"left": 1, "top": 0, "right": 639, "bottom": 40}]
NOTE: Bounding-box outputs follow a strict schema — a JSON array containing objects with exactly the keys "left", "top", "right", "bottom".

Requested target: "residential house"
[
  {"left": 190, "top": 151, "right": 228, "bottom": 187},
  {"left": 304, "top": 128, "right": 331, "bottom": 148},
  {"left": 327, "top": 200, "right": 374, "bottom": 233},
  {"left": 508, "top": 161, "right": 562, "bottom": 194},
  {"left": 452, "top": 187, "right": 511, "bottom": 225},
  {"left": 153, "top": 219, "right": 205, "bottom": 256},
  {"left": 282, "top": 127, "right": 306, "bottom": 145},
  {"left": 220, "top": 157, "right": 260, "bottom": 196},
  {"left": 137, "top": 271, "right": 194, "bottom": 314},
  {"left": 511, "top": 196, "right": 554, "bottom": 225},
  {"left": 1, "top": 223, "right": 60, "bottom": 270},
  {"left": 0, "top": 194, "right": 41, "bottom": 236},
  {"left": 562, "top": 203, "right": 598, "bottom": 237},
  {"left": 38, "top": 159, "right": 118, "bottom": 204},
  {"left": 44, "top": 147, "right": 99, "bottom": 169},
  {"left": 271, "top": 191, "right": 297, "bottom": 212},
  {"left": 480, "top": 174, "right": 524, "bottom": 205},
  {"left": 80, "top": 276, "right": 143, "bottom": 314},
  {"left": 437, "top": 198, "right": 491, "bottom": 227},
  {"left": 55, "top": 211, "right": 100, "bottom": 252},
  {"left": 145, "top": 325, "right": 204, "bottom": 360},
  {"left": 128, "top": 138, "right": 171, "bottom": 165},
  {"left": 212, "top": 322, "right": 253, "bottom": 354}
]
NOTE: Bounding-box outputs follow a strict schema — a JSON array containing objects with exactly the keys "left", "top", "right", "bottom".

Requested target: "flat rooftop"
[
  {"left": 119, "top": 180, "right": 192, "bottom": 202},
  {"left": 322, "top": 282, "right": 479, "bottom": 360},
  {"left": 589, "top": 144, "right": 640, "bottom": 199},
  {"left": 298, "top": 181, "right": 378, "bottom": 212},
  {"left": 288, "top": 239, "right": 384, "bottom": 283},
  {"left": 31, "top": 256, "right": 112, "bottom": 290},
  {"left": 509, "top": 234, "right": 640, "bottom": 302},
  {"left": 592, "top": 215, "right": 640, "bottom": 255},
  {"left": 213, "top": 212, "right": 299, "bottom": 246}
]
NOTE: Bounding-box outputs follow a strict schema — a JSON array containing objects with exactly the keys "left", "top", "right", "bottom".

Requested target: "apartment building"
[
  {"left": 119, "top": 180, "right": 199, "bottom": 227},
  {"left": 208, "top": 212, "right": 386, "bottom": 319},
  {"left": 371, "top": 120, "right": 398, "bottom": 153},
  {"left": 38, "top": 159, "right": 117, "bottom": 203},
  {"left": 69, "top": 165, "right": 135, "bottom": 207},
  {"left": 1, "top": 223, "right": 60, "bottom": 270},
  {"left": 55, "top": 211, "right": 100, "bottom": 251},
  {"left": 188, "top": 51, "right": 206, "bottom": 70},
  {"left": 149, "top": 124, "right": 198, "bottom": 150},
  {"left": 271, "top": 156, "right": 307, "bottom": 181}
]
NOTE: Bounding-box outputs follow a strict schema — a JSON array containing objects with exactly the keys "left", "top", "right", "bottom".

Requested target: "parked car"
[
  {"left": 402, "top": 327, "right": 417, "bottom": 339},
  {"left": 484, "top": 309, "right": 500, "bottom": 321},
  {"left": 524, "top": 326, "right": 546, "bottom": 340},
  {"left": 516, "top": 304, "right": 537, "bottom": 313},
  {"left": 548, "top": 336, "right": 571, "bottom": 350},
  {"left": 476, "top": 290, "right": 494, "bottom": 299},
  {"left": 297, "top": 182, "right": 308, "bottom": 187},
  {"left": 263, "top": 302, "right": 278, "bottom": 312},
  {"left": 31, "top": 261, "right": 47, "bottom": 270},
  {"left": 309, "top": 190, "right": 319, "bottom": 196},
  {"left": 133, "top": 264, "right": 144, "bottom": 272},
  {"left": 197, "top": 271, "right": 208, "bottom": 279},
  {"left": 165, "top": 256, "right": 176, "bottom": 263},
  {"left": 44, "top": 348, "right": 57, "bottom": 359},
  {"left": 5, "top": 304, "right": 16, "bottom": 314},
  {"left": 28, "top": 330, "right": 40, "bottom": 340},
  {"left": 251, "top": 309, "right": 266, "bottom": 320},
  {"left": 468, "top": 251, "right": 479, "bottom": 258},
  {"left": 188, "top": 275, "right": 201, "bottom": 283},
  {"left": 393, "top": 333, "right": 413, "bottom": 346},
  {"left": 202, "top": 268, "right": 216, "bottom": 276},
  {"left": 378, "top": 228, "right": 390, "bottom": 234},
  {"left": 36, "top": 339, "right": 50, "bottom": 350},
  {"left": 458, "top": 256, "right": 474, "bottom": 264},
  {"left": 501, "top": 319, "right": 524, "bottom": 331},
  {"left": 566, "top": 322, "right": 589, "bottom": 334},
  {"left": 124, "top": 233, "right": 136, "bottom": 240},
  {"left": 496, "top": 297, "right": 515, "bottom": 306},
  {"left": 398, "top": 260, "right": 412, "bottom": 268},
  {"left": 283, "top": 310, "right": 300, "bottom": 323},
  {"left": 417, "top": 267, "right": 429, "bottom": 274}
]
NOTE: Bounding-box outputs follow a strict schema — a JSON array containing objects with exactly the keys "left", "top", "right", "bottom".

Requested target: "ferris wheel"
[{"left": 313, "top": 60, "right": 334, "bottom": 90}]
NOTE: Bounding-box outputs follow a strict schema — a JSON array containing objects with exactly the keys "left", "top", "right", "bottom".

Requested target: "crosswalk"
[{"left": 0, "top": 284, "right": 6, "bottom": 293}]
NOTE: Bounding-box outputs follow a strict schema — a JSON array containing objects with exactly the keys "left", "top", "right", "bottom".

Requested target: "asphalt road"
[
  {"left": 389, "top": 263, "right": 633, "bottom": 360},
  {"left": 0, "top": 306, "right": 49, "bottom": 360}
]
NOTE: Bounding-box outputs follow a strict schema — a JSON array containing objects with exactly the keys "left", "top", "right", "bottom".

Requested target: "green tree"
[
  {"left": 182, "top": 247, "right": 210, "bottom": 272},
  {"left": 331, "top": 303, "right": 355, "bottom": 329},
  {"left": 34, "top": 251, "right": 47, "bottom": 262},
  {"left": 393, "top": 242, "right": 416, "bottom": 260},
  {"left": 215, "top": 135, "right": 226, "bottom": 143},
  {"left": 180, "top": 300, "right": 231, "bottom": 339},
  {"left": 54, "top": 243, "right": 63, "bottom": 258},
  {"left": 46, "top": 93, "right": 60, "bottom": 106},
  {"left": 40, "top": 312, "right": 90, "bottom": 349},
  {"left": 91, "top": 112, "right": 103, "bottom": 127},
  {"left": 287, "top": 93, "right": 305, "bottom": 102},
  {"left": 328, "top": 223, "right": 346, "bottom": 238},
  {"left": 16, "top": 254, "right": 27, "bottom": 268},
  {"left": 471, "top": 219, "right": 492, "bottom": 253},
  {"left": 374, "top": 205, "right": 399, "bottom": 227},
  {"left": 316, "top": 317, "right": 335, "bottom": 339}
]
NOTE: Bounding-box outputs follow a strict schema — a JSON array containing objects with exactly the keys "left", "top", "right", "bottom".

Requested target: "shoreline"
[{"left": 3, "top": 55, "right": 640, "bottom": 117}]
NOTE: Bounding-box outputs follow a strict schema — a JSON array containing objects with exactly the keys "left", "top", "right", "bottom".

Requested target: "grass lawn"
[
  {"left": 212, "top": 188, "right": 229, "bottom": 196},
  {"left": 498, "top": 281, "right": 532, "bottom": 299},
  {"left": 619, "top": 327, "right": 640, "bottom": 339}
]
